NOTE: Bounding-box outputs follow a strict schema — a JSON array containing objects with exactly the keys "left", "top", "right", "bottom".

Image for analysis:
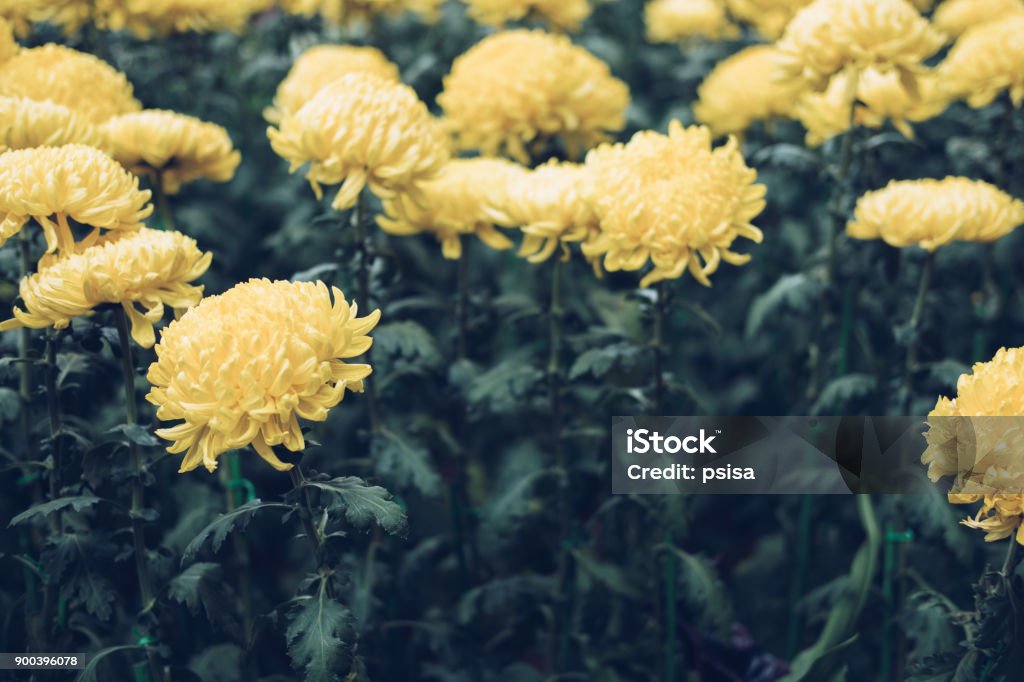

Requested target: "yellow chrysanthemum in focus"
[
  {"left": 97, "top": 0, "right": 271, "bottom": 38},
  {"left": 0, "top": 44, "right": 140, "bottom": 124},
  {"left": 0, "top": 17, "right": 16, "bottom": 63},
  {"left": 933, "top": 0, "right": 1024, "bottom": 40},
  {"left": 796, "top": 68, "right": 948, "bottom": 145},
  {"left": 268, "top": 72, "right": 449, "bottom": 210},
  {"left": 923, "top": 347, "right": 1024, "bottom": 545},
  {"left": 776, "top": 0, "right": 943, "bottom": 96},
  {"left": 146, "top": 278, "right": 381, "bottom": 473},
  {"left": 278, "top": 0, "right": 443, "bottom": 25},
  {"left": 724, "top": 0, "right": 812, "bottom": 39},
  {"left": 438, "top": 29, "right": 629, "bottom": 163},
  {"left": 504, "top": 160, "right": 600, "bottom": 264},
  {"left": 694, "top": 46, "right": 800, "bottom": 138},
  {"left": 100, "top": 110, "right": 241, "bottom": 194},
  {"left": 266, "top": 45, "right": 399, "bottom": 124},
  {"left": 377, "top": 158, "right": 526, "bottom": 259},
  {"left": 461, "top": 0, "right": 592, "bottom": 31},
  {"left": 0, "top": 97, "right": 104, "bottom": 152},
  {"left": 847, "top": 177, "right": 1024, "bottom": 250},
  {"left": 0, "top": 144, "right": 153, "bottom": 253},
  {"left": 938, "top": 14, "right": 1024, "bottom": 108},
  {"left": 582, "top": 121, "right": 766, "bottom": 288},
  {"left": 645, "top": 0, "right": 739, "bottom": 43}
]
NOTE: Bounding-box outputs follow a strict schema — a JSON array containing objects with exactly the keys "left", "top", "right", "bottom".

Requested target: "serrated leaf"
[
  {"left": 572, "top": 549, "right": 644, "bottom": 600},
  {"left": 108, "top": 423, "right": 160, "bottom": 447},
  {"left": 304, "top": 477, "right": 407, "bottom": 535},
  {"left": 169, "top": 562, "right": 241, "bottom": 638},
  {"left": 752, "top": 143, "right": 822, "bottom": 173},
  {"left": 75, "top": 645, "right": 142, "bottom": 682},
  {"left": 286, "top": 582, "right": 355, "bottom": 682},
  {"left": 746, "top": 273, "right": 823, "bottom": 339},
  {"left": 9, "top": 496, "right": 104, "bottom": 526},
  {"left": 182, "top": 499, "right": 288, "bottom": 564},
  {"left": 373, "top": 427, "right": 442, "bottom": 497},
  {"left": 810, "top": 374, "right": 877, "bottom": 415},
  {"left": 373, "top": 321, "right": 441, "bottom": 367},
  {"left": 456, "top": 574, "right": 550, "bottom": 625},
  {"left": 467, "top": 359, "right": 544, "bottom": 415},
  {"left": 569, "top": 342, "right": 644, "bottom": 380},
  {"left": 46, "top": 533, "right": 117, "bottom": 621}
]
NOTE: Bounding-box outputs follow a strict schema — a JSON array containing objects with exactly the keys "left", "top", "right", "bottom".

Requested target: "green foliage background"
[{"left": 3, "top": 2, "right": 1024, "bottom": 681}]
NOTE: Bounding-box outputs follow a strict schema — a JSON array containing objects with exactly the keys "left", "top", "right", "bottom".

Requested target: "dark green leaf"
[
  {"left": 75, "top": 645, "right": 142, "bottom": 682},
  {"left": 9, "top": 496, "right": 104, "bottom": 526},
  {"left": 304, "top": 477, "right": 407, "bottom": 535},
  {"left": 286, "top": 582, "right": 355, "bottom": 682},
  {"left": 182, "top": 499, "right": 288, "bottom": 564},
  {"left": 746, "top": 273, "right": 823, "bottom": 339},
  {"left": 372, "top": 426, "right": 442, "bottom": 497}
]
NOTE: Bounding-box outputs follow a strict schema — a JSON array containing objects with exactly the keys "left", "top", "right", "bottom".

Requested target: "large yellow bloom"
[
  {"left": 796, "top": 67, "right": 948, "bottom": 145},
  {"left": 96, "top": 0, "right": 270, "bottom": 38},
  {"left": 0, "top": 144, "right": 153, "bottom": 253},
  {"left": 268, "top": 72, "right": 449, "bottom": 211},
  {"left": 278, "top": 0, "right": 443, "bottom": 25},
  {"left": 724, "top": 0, "right": 812, "bottom": 39},
  {"left": 776, "top": 0, "right": 943, "bottom": 96},
  {"left": 438, "top": 29, "right": 629, "bottom": 163},
  {"left": 504, "top": 160, "right": 599, "bottom": 264},
  {"left": 461, "top": 0, "right": 592, "bottom": 31},
  {"left": 938, "top": 14, "right": 1024, "bottom": 107},
  {"left": 694, "top": 46, "right": 801, "bottom": 138},
  {"left": 0, "top": 229, "right": 210, "bottom": 347},
  {"left": 146, "top": 278, "right": 380, "bottom": 474},
  {"left": 0, "top": 44, "right": 140, "bottom": 124},
  {"left": 923, "top": 347, "right": 1024, "bottom": 545},
  {"left": 933, "top": 0, "right": 1024, "bottom": 40},
  {"left": 645, "top": 0, "right": 739, "bottom": 43},
  {"left": 100, "top": 110, "right": 241, "bottom": 194},
  {"left": 582, "top": 121, "right": 766, "bottom": 288},
  {"left": 0, "top": 97, "right": 104, "bottom": 152},
  {"left": 847, "top": 177, "right": 1024, "bottom": 250},
  {"left": 266, "top": 44, "right": 400, "bottom": 124},
  {"left": 377, "top": 158, "right": 526, "bottom": 259}
]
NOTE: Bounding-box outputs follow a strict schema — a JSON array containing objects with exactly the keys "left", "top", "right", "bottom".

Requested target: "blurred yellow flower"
[
  {"left": 694, "top": 45, "right": 800, "bottom": 138},
  {"left": 923, "top": 347, "right": 1024, "bottom": 545},
  {"left": 97, "top": 0, "right": 271, "bottom": 38},
  {"left": 146, "top": 278, "right": 381, "bottom": 473},
  {"left": 278, "top": 0, "right": 442, "bottom": 25},
  {"left": 100, "top": 110, "right": 241, "bottom": 194},
  {"left": 0, "top": 97, "right": 104, "bottom": 152},
  {"left": 582, "top": 121, "right": 766, "bottom": 288},
  {"left": 0, "top": 4, "right": 33, "bottom": 37},
  {"left": 0, "top": 144, "right": 153, "bottom": 253},
  {"left": 724, "top": 0, "right": 812, "bottom": 39},
  {"left": 439, "top": 29, "right": 629, "bottom": 163},
  {"left": 0, "top": 44, "right": 141, "bottom": 124},
  {"left": 0, "top": 17, "right": 16, "bottom": 62},
  {"left": 933, "top": 0, "right": 1024, "bottom": 40},
  {"left": 776, "top": 0, "right": 943, "bottom": 97},
  {"left": 504, "top": 160, "right": 600, "bottom": 264},
  {"left": 268, "top": 72, "right": 449, "bottom": 210},
  {"left": 847, "top": 177, "right": 1024, "bottom": 250},
  {"left": 938, "top": 13, "right": 1024, "bottom": 107},
  {"left": 462, "top": 0, "right": 592, "bottom": 31},
  {"left": 377, "top": 158, "right": 526, "bottom": 259},
  {"left": 266, "top": 44, "right": 400, "bottom": 124},
  {"left": 796, "top": 67, "right": 948, "bottom": 145},
  {"left": 32, "top": 0, "right": 92, "bottom": 34},
  {"left": 645, "top": 0, "right": 739, "bottom": 42}
]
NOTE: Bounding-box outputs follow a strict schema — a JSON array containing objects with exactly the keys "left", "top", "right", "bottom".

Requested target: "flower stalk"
[
  {"left": 287, "top": 462, "right": 337, "bottom": 600},
  {"left": 352, "top": 189, "right": 379, "bottom": 434},
  {"left": 903, "top": 250, "right": 935, "bottom": 411}
]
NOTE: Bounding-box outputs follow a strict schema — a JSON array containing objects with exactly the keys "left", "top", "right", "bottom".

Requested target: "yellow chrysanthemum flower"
[
  {"left": 645, "top": 0, "right": 739, "bottom": 43},
  {"left": 97, "top": 0, "right": 271, "bottom": 38},
  {"left": 582, "top": 121, "right": 766, "bottom": 288},
  {"left": 938, "top": 13, "right": 1024, "bottom": 107},
  {"left": 278, "top": 0, "right": 443, "bottom": 25},
  {"left": 146, "top": 278, "right": 381, "bottom": 474},
  {"left": 0, "top": 17, "right": 16, "bottom": 63},
  {"left": 796, "top": 67, "right": 948, "bottom": 145},
  {"left": 1, "top": 4, "right": 33, "bottom": 37},
  {"left": 923, "top": 347, "right": 1024, "bottom": 545},
  {"left": 0, "top": 144, "right": 153, "bottom": 254},
  {"left": 0, "top": 44, "right": 140, "bottom": 124},
  {"left": 268, "top": 72, "right": 449, "bottom": 211},
  {"left": 377, "top": 158, "right": 526, "bottom": 259},
  {"left": 0, "top": 228, "right": 210, "bottom": 347},
  {"left": 776, "top": 0, "right": 944, "bottom": 97},
  {"left": 265, "top": 44, "right": 400, "bottom": 124},
  {"left": 504, "top": 160, "right": 599, "bottom": 264},
  {"left": 847, "top": 177, "right": 1024, "bottom": 250},
  {"left": 724, "top": 0, "right": 812, "bottom": 39},
  {"left": 100, "top": 110, "right": 241, "bottom": 194},
  {"left": 31, "top": 0, "right": 93, "bottom": 34},
  {"left": 933, "top": 0, "right": 1024, "bottom": 40},
  {"left": 0, "top": 97, "right": 104, "bottom": 153},
  {"left": 461, "top": 0, "right": 592, "bottom": 31},
  {"left": 694, "top": 46, "right": 800, "bottom": 138},
  {"left": 438, "top": 29, "right": 629, "bottom": 163}
]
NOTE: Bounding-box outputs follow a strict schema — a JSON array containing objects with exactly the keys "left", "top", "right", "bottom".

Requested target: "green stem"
[
  {"left": 652, "top": 282, "right": 671, "bottom": 415},
  {"left": 787, "top": 495, "right": 814, "bottom": 658},
  {"left": 219, "top": 457, "right": 256, "bottom": 649},
  {"left": 826, "top": 124, "right": 857, "bottom": 289},
  {"left": 44, "top": 333, "right": 62, "bottom": 536},
  {"left": 903, "top": 250, "right": 935, "bottom": 412},
  {"left": 288, "top": 462, "right": 337, "bottom": 600},
  {"left": 456, "top": 237, "right": 470, "bottom": 361},
  {"left": 152, "top": 174, "right": 174, "bottom": 231},
  {"left": 17, "top": 234, "right": 34, "bottom": 462},
  {"left": 351, "top": 190, "right": 379, "bottom": 434},
  {"left": 664, "top": 533, "right": 678, "bottom": 682}
]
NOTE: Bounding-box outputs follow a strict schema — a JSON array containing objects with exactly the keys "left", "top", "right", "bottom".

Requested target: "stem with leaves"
[
  {"left": 902, "top": 250, "right": 935, "bottom": 412},
  {"left": 287, "top": 462, "right": 337, "bottom": 600},
  {"left": 352, "top": 190, "right": 379, "bottom": 435},
  {"left": 44, "top": 332, "right": 62, "bottom": 536}
]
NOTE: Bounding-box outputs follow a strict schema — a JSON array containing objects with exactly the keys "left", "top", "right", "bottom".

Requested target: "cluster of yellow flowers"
[
  {"left": 279, "top": 0, "right": 442, "bottom": 25},
  {"left": 846, "top": 177, "right": 1024, "bottom": 251},
  {"left": 645, "top": 0, "right": 740, "bottom": 42},
  {"left": 924, "top": 347, "right": 1024, "bottom": 544},
  {"left": 939, "top": 13, "right": 1024, "bottom": 108},
  {"left": 438, "top": 29, "right": 629, "bottom": 163},
  {"left": 932, "top": 0, "right": 1024, "bottom": 39},
  {"left": 461, "top": 0, "right": 592, "bottom": 31}
]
